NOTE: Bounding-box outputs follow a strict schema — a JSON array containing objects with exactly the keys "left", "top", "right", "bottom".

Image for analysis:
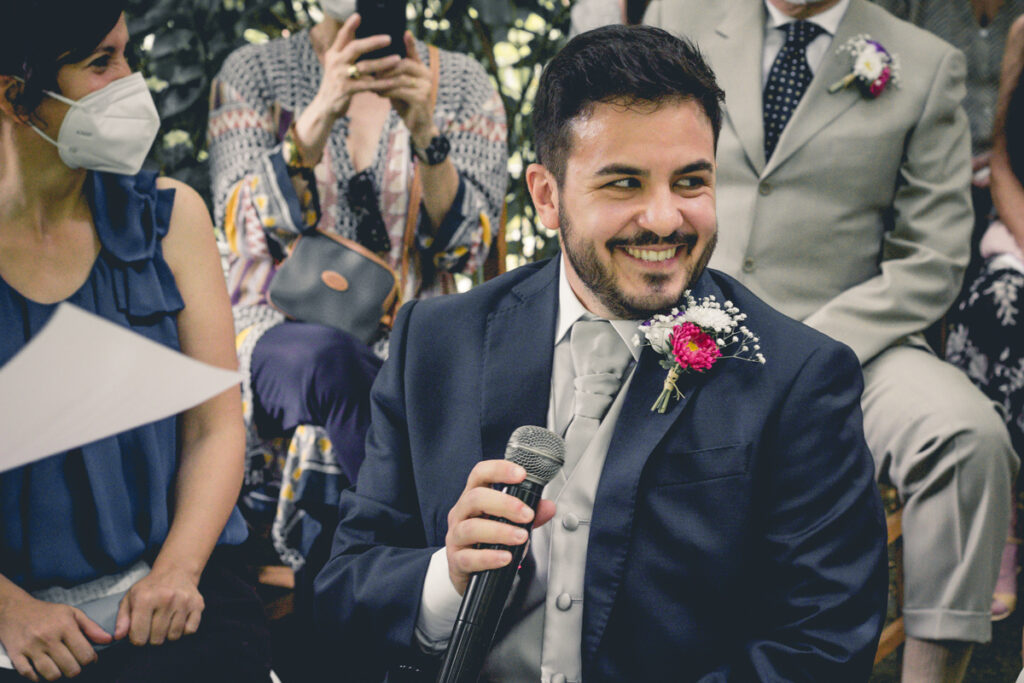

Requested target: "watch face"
[{"left": 420, "top": 134, "right": 450, "bottom": 165}]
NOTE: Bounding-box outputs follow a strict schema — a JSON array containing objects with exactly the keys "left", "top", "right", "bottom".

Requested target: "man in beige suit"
[{"left": 645, "top": 0, "right": 1018, "bottom": 680}]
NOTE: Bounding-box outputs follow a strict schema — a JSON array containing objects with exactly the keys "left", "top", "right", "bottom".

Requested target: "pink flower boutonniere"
[
  {"left": 635, "top": 294, "right": 766, "bottom": 413},
  {"left": 828, "top": 34, "right": 900, "bottom": 99}
]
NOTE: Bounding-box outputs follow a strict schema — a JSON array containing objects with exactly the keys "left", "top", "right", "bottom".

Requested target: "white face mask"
[
  {"left": 319, "top": 0, "right": 357, "bottom": 20},
  {"left": 29, "top": 72, "right": 160, "bottom": 176}
]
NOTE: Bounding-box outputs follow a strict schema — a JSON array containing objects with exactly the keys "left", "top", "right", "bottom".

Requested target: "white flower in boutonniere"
[
  {"left": 632, "top": 294, "right": 766, "bottom": 414},
  {"left": 829, "top": 34, "right": 900, "bottom": 99}
]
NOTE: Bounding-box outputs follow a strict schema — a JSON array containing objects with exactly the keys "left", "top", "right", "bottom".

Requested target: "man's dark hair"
[{"left": 533, "top": 24, "right": 725, "bottom": 183}]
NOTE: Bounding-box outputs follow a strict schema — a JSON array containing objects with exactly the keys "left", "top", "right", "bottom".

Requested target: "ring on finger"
[{"left": 347, "top": 64, "right": 362, "bottom": 80}]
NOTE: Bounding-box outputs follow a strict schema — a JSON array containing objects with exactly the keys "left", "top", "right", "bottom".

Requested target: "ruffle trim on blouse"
[{"left": 89, "top": 171, "right": 185, "bottom": 319}]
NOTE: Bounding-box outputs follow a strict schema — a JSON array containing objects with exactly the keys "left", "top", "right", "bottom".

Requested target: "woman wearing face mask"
[
  {"left": 208, "top": 1, "right": 506, "bottom": 564},
  {"left": 0, "top": 2, "right": 270, "bottom": 682}
]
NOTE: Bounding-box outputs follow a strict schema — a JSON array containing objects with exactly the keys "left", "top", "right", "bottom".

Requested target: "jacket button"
[
  {"left": 556, "top": 593, "right": 573, "bottom": 611},
  {"left": 562, "top": 513, "right": 580, "bottom": 531},
  {"left": 758, "top": 181, "right": 772, "bottom": 195},
  {"left": 742, "top": 258, "right": 756, "bottom": 273}
]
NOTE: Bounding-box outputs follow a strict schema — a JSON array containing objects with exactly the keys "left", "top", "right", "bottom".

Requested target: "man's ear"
[{"left": 525, "top": 163, "right": 560, "bottom": 231}]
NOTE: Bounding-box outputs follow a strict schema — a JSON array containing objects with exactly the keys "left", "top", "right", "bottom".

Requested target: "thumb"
[
  {"left": 74, "top": 608, "right": 113, "bottom": 645},
  {"left": 113, "top": 595, "right": 131, "bottom": 640},
  {"left": 404, "top": 32, "right": 421, "bottom": 63}
]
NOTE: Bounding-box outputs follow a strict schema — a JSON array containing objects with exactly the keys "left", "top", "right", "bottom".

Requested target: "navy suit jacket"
[{"left": 315, "top": 258, "right": 888, "bottom": 682}]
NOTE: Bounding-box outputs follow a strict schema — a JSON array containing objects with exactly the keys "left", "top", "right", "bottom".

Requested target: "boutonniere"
[
  {"left": 634, "top": 294, "right": 766, "bottom": 413},
  {"left": 828, "top": 34, "right": 901, "bottom": 98}
]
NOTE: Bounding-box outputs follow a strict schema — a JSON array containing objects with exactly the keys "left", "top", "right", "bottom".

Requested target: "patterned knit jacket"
[{"left": 208, "top": 30, "right": 508, "bottom": 335}]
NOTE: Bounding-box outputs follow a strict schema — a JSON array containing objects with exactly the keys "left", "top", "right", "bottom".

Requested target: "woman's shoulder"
[
  {"left": 1010, "top": 14, "right": 1024, "bottom": 48},
  {"left": 426, "top": 41, "right": 500, "bottom": 112},
  {"left": 153, "top": 177, "right": 216, "bottom": 253},
  {"left": 216, "top": 30, "right": 311, "bottom": 94},
  {"left": 428, "top": 41, "right": 490, "bottom": 81}
]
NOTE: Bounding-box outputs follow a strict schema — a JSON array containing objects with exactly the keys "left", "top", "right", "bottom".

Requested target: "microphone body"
[{"left": 436, "top": 426, "right": 564, "bottom": 683}]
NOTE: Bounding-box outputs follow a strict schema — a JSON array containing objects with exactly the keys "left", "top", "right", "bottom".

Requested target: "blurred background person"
[
  {"left": 208, "top": 0, "right": 506, "bottom": 497},
  {"left": 871, "top": 0, "right": 1024, "bottom": 196},
  {"left": 945, "top": 13, "right": 1024, "bottom": 624},
  {"left": 0, "top": 1, "right": 270, "bottom": 681},
  {"left": 871, "top": 0, "right": 1024, "bottom": 625}
]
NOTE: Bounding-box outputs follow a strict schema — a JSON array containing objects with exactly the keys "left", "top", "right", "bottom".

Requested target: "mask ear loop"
[{"left": 9, "top": 75, "right": 70, "bottom": 148}]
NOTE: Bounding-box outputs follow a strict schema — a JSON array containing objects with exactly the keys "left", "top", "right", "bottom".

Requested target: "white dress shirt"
[
  {"left": 761, "top": 0, "right": 851, "bottom": 87},
  {"left": 415, "top": 258, "right": 641, "bottom": 650}
]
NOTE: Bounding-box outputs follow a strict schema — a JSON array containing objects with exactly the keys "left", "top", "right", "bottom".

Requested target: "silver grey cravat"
[{"left": 562, "top": 319, "right": 633, "bottom": 474}]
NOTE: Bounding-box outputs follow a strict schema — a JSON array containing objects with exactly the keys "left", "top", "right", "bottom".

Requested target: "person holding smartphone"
[{"left": 208, "top": 0, "right": 508, "bottom": 561}]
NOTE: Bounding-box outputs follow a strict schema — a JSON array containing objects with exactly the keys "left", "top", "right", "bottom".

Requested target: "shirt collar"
[
  {"left": 555, "top": 257, "right": 644, "bottom": 361},
  {"left": 763, "top": 0, "right": 850, "bottom": 35}
]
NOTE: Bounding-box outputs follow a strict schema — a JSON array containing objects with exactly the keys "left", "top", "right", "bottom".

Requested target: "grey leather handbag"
[{"left": 268, "top": 230, "right": 400, "bottom": 344}]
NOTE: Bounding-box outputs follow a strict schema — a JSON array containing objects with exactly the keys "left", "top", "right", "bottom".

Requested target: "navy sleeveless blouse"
[{"left": 0, "top": 171, "right": 247, "bottom": 591}]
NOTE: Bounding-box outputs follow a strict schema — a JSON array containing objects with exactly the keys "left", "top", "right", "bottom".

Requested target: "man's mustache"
[{"left": 606, "top": 231, "right": 699, "bottom": 249}]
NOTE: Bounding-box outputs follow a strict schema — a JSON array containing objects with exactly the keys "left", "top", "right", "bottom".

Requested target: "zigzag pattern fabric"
[
  {"left": 208, "top": 31, "right": 508, "bottom": 314},
  {"left": 762, "top": 20, "right": 824, "bottom": 160}
]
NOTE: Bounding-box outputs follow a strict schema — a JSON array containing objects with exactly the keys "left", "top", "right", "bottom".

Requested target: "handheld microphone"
[{"left": 436, "top": 425, "right": 565, "bottom": 683}]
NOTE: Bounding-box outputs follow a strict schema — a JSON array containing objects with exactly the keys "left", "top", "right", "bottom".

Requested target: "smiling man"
[
  {"left": 539, "top": 99, "right": 718, "bottom": 319},
  {"left": 315, "top": 25, "right": 888, "bottom": 681}
]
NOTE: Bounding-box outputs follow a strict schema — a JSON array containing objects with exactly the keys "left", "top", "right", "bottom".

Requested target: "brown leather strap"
[{"left": 399, "top": 44, "right": 441, "bottom": 303}]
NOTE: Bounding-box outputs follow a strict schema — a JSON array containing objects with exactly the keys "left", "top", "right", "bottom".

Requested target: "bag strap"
[{"left": 398, "top": 44, "right": 441, "bottom": 303}]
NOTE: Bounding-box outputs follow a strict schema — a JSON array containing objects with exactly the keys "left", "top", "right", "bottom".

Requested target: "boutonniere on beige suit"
[{"left": 829, "top": 34, "right": 901, "bottom": 98}]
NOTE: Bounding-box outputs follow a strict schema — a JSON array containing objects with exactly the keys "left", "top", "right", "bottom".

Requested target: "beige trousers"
[{"left": 863, "top": 343, "right": 1019, "bottom": 643}]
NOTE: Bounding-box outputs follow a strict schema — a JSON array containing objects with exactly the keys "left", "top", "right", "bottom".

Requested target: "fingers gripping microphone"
[{"left": 436, "top": 426, "right": 565, "bottom": 683}]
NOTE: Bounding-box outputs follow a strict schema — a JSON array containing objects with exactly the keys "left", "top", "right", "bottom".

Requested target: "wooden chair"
[{"left": 875, "top": 485, "right": 906, "bottom": 664}]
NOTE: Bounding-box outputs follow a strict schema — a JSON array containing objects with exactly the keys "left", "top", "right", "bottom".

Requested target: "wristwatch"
[{"left": 412, "top": 133, "right": 451, "bottom": 166}]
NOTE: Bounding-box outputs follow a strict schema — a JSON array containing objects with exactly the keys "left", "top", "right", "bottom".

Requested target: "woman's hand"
[
  {"left": 295, "top": 13, "right": 401, "bottom": 166},
  {"left": 379, "top": 33, "right": 437, "bottom": 147},
  {"left": 312, "top": 14, "right": 401, "bottom": 120},
  {"left": 114, "top": 566, "right": 204, "bottom": 647},
  {"left": 0, "top": 592, "right": 110, "bottom": 682}
]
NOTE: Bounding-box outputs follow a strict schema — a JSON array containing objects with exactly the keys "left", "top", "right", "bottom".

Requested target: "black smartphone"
[{"left": 355, "top": 0, "right": 407, "bottom": 61}]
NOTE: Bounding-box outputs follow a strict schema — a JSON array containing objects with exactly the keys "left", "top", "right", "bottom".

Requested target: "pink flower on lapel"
[
  {"left": 635, "top": 293, "right": 765, "bottom": 413},
  {"left": 829, "top": 35, "right": 900, "bottom": 99},
  {"left": 869, "top": 67, "right": 892, "bottom": 97},
  {"left": 671, "top": 323, "right": 720, "bottom": 372}
]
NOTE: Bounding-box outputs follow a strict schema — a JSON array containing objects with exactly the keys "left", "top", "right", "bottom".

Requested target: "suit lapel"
[
  {"left": 581, "top": 274, "right": 722, "bottom": 662},
  {"left": 763, "top": 0, "right": 869, "bottom": 175},
  {"left": 704, "top": 1, "right": 768, "bottom": 174},
  {"left": 479, "top": 259, "right": 559, "bottom": 464}
]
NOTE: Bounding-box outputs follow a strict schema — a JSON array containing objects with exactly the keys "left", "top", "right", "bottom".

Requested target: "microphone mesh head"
[{"left": 505, "top": 426, "right": 565, "bottom": 485}]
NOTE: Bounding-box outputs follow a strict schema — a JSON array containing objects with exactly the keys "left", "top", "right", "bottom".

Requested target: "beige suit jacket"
[{"left": 645, "top": 0, "right": 973, "bottom": 363}]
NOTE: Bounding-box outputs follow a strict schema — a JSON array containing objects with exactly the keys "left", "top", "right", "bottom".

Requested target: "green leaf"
[
  {"left": 148, "top": 29, "right": 195, "bottom": 60},
  {"left": 158, "top": 82, "right": 204, "bottom": 119}
]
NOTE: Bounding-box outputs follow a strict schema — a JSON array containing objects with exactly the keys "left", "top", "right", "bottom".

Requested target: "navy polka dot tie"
[{"left": 763, "top": 21, "right": 825, "bottom": 160}]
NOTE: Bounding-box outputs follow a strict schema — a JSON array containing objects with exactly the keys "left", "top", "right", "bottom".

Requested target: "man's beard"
[{"left": 559, "top": 205, "right": 716, "bottom": 319}]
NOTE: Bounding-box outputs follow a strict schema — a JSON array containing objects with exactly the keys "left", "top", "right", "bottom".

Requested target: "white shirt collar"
[
  {"left": 763, "top": 0, "right": 850, "bottom": 35},
  {"left": 555, "top": 257, "right": 643, "bottom": 361}
]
